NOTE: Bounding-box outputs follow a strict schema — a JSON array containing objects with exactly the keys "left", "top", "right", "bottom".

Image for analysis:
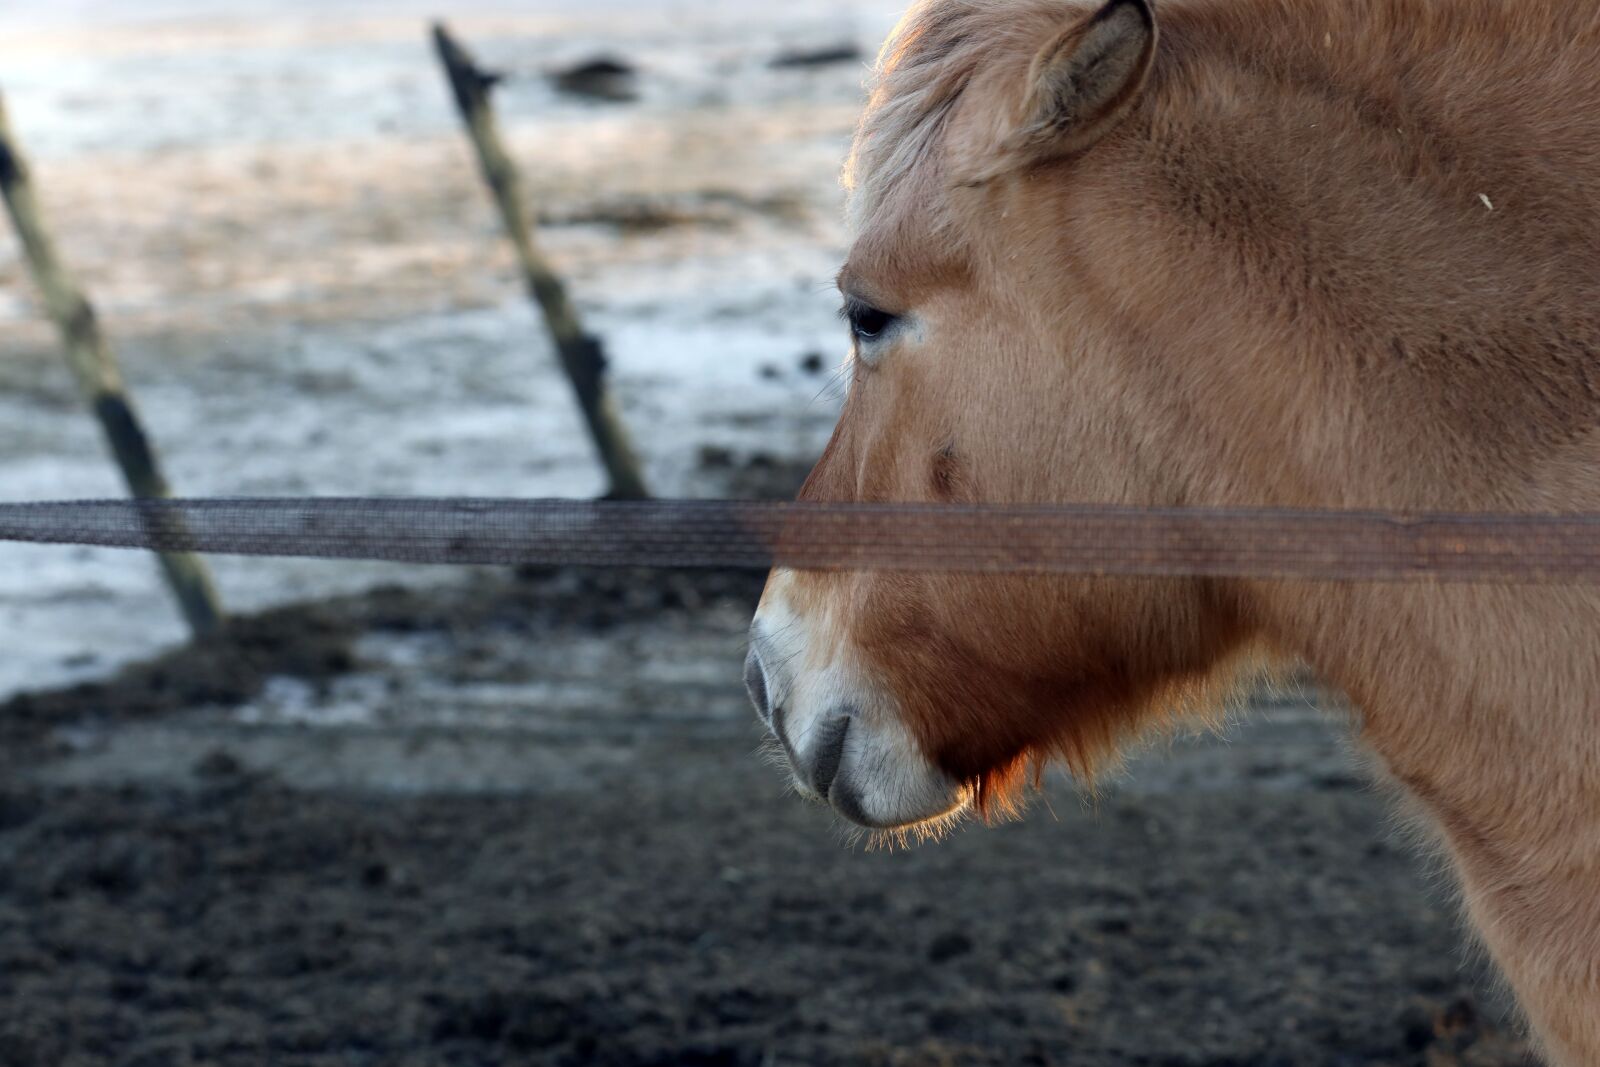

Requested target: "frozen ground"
[{"left": 0, "top": 0, "right": 900, "bottom": 695}]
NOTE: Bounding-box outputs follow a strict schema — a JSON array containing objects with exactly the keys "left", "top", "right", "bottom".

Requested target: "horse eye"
[{"left": 844, "top": 300, "right": 898, "bottom": 343}]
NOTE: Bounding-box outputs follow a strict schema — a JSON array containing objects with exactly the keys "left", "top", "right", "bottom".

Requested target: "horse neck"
[{"left": 1246, "top": 576, "right": 1600, "bottom": 1030}]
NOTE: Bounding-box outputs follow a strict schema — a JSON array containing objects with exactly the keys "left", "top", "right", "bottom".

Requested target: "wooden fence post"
[
  {"left": 0, "top": 91, "right": 224, "bottom": 639},
  {"left": 431, "top": 22, "right": 650, "bottom": 501}
]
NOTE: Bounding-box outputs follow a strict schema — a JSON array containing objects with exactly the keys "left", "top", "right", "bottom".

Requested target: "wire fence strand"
[{"left": 4, "top": 498, "right": 1600, "bottom": 583}]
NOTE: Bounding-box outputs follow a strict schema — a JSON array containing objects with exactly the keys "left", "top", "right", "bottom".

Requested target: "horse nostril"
[
  {"left": 744, "top": 649, "right": 772, "bottom": 727},
  {"left": 808, "top": 715, "right": 851, "bottom": 799}
]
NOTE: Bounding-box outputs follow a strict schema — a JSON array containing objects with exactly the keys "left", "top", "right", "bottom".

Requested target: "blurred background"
[{"left": 0, "top": 3, "right": 1536, "bottom": 1064}]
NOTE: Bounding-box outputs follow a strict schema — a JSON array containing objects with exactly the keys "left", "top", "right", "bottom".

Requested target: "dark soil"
[
  {"left": 0, "top": 566, "right": 1539, "bottom": 1067},
  {"left": 0, "top": 768, "right": 1535, "bottom": 1067}
]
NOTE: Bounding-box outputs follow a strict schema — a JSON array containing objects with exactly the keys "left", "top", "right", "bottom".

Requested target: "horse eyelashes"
[{"left": 841, "top": 297, "right": 899, "bottom": 344}]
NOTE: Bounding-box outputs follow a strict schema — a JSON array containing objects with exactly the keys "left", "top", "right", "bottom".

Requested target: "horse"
[{"left": 743, "top": 0, "right": 1600, "bottom": 1060}]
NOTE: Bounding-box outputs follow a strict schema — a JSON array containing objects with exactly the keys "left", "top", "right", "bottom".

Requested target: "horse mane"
[
  {"left": 847, "top": 0, "right": 1600, "bottom": 237},
  {"left": 845, "top": 0, "right": 1065, "bottom": 233}
]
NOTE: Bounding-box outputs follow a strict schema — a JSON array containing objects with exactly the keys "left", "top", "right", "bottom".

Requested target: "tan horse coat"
[{"left": 748, "top": 1, "right": 1600, "bottom": 1061}]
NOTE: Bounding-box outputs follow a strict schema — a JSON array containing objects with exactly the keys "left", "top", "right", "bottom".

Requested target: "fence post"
[
  {"left": 0, "top": 92, "right": 224, "bottom": 639},
  {"left": 431, "top": 22, "right": 650, "bottom": 501}
]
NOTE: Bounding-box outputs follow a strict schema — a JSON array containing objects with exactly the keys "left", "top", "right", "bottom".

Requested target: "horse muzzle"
[{"left": 746, "top": 573, "right": 968, "bottom": 831}]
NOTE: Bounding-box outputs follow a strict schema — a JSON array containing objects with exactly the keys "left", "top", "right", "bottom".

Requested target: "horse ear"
[{"left": 967, "top": 0, "right": 1157, "bottom": 183}]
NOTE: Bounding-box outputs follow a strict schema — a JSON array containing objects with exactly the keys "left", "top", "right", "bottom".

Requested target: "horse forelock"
[{"left": 845, "top": 0, "right": 1073, "bottom": 237}]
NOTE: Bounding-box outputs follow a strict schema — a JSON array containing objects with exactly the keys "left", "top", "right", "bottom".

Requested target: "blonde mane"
[
  {"left": 845, "top": 0, "right": 1069, "bottom": 232},
  {"left": 847, "top": 0, "right": 1600, "bottom": 241}
]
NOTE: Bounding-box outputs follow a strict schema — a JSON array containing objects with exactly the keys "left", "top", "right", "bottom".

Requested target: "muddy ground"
[{"left": 0, "top": 563, "right": 1538, "bottom": 1067}]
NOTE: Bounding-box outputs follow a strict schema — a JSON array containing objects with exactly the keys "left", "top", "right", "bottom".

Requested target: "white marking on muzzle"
[{"left": 749, "top": 570, "right": 967, "bottom": 831}]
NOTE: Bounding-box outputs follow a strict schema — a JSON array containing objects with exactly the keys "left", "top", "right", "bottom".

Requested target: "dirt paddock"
[{"left": 0, "top": 566, "right": 1538, "bottom": 1067}]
